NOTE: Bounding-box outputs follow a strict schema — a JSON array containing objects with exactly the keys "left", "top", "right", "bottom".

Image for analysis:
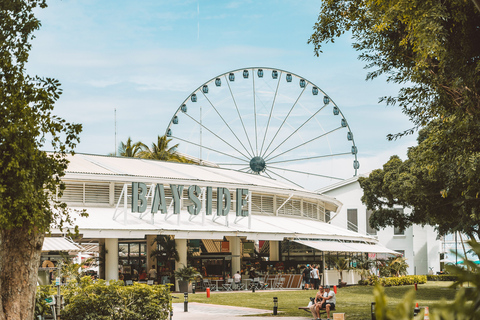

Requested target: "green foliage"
[
  {"left": 61, "top": 277, "right": 172, "bottom": 320},
  {"left": 0, "top": 0, "right": 83, "bottom": 233},
  {"left": 373, "top": 239, "right": 480, "bottom": 319},
  {"left": 117, "top": 137, "right": 146, "bottom": 157},
  {"left": 174, "top": 265, "right": 202, "bottom": 282},
  {"left": 378, "top": 256, "right": 409, "bottom": 278},
  {"left": 35, "top": 285, "right": 56, "bottom": 318},
  {"left": 360, "top": 275, "right": 426, "bottom": 287},
  {"left": 426, "top": 274, "right": 457, "bottom": 281},
  {"left": 310, "top": 0, "right": 480, "bottom": 237},
  {"left": 140, "top": 135, "right": 194, "bottom": 163}
]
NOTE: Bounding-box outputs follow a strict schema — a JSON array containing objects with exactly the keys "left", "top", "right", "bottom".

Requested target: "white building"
[
  {"left": 318, "top": 174, "right": 442, "bottom": 275},
  {"left": 47, "top": 153, "right": 398, "bottom": 289}
]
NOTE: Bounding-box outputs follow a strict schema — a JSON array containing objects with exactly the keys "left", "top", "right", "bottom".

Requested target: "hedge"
[
  {"left": 358, "top": 275, "right": 427, "bottom": 286},
  {"left": 36, "top": 277, "right": 172, "bottom": 320},
  {"left": 427, "top": 274, "right": 458, "bottom": 281}
]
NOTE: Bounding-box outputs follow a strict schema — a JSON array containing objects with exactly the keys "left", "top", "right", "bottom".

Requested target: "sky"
[{"left": 27, "top": 0, "right": 418, "bottom": 188}]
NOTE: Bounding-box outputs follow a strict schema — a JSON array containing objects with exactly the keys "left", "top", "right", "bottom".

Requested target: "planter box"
[{"left": 178, "top": 280, "right": 192, "bottom": 293}]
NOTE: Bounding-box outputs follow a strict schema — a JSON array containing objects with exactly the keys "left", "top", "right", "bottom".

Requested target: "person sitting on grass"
[
  {"left": 321, "top": 285, "right": 336, "bottom": 320},
  {"left": 309, "top": 285, "right": 325, "bottom": 320}
]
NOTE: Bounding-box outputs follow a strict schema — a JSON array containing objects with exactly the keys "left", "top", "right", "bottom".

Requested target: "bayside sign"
[{"left": 131, "top": 182, "right": 249, "bottom": 217}]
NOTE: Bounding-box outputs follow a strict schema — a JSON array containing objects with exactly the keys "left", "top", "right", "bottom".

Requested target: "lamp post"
[
  {"left": 273, "top": 297, "right": 278, "bottom": 315},
  {"left": 184, "top": 292, "right": 188, "bottom": 312}
]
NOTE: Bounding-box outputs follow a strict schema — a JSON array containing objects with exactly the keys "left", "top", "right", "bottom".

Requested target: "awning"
[
  {"left": 42, "top": 237, "right": 83, "bottom": 252},
  {"left": 293, "top": 239, "right": 400, "bottom": 255}
]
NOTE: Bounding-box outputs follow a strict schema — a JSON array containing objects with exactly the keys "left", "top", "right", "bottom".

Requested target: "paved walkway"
[{"left": 172, "top": 302, "right": 310, "bottom": 320}]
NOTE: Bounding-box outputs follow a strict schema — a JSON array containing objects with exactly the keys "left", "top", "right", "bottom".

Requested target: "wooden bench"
[{"left": 298, "top": 304, "right": 335, "bottom": 318}]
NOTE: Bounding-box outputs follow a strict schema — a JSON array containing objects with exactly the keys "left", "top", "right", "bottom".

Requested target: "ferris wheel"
[{"left": 165, "top": 67, "right": 359, "bottom": 190}]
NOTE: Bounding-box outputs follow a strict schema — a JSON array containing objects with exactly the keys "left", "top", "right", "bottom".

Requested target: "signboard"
[{"left": 243, "top": 242, "right": 254, "bottom": 254}]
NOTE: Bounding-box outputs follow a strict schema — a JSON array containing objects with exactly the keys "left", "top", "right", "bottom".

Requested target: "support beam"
[
  {"left": 146, "top": 235, "right": 156, "bottom": 281},
  {"left": 231, "top": 236, "right": 241, "bottom": 276},
  {"left": 105, "top": 238, "right": 119, "bottom": 281},
  {"left": 175, "top": 238, "right": 188, "bottom": 291},
  {"left": 269, "top": 240, "right": 280, "bottom": 261}
]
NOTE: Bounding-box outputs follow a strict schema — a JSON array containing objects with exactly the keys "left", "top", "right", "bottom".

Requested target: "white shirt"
[
  {"left": 324, "top": 290, "right": 336, "bottom": 304},
  {"left": 311, "top": 268, "right": 319, "bottom": 279},
  {"left": 234, "top": 273, "right": 242, "bottom": 283}
]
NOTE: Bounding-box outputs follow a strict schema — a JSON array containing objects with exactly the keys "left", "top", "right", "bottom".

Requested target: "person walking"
[
  {"left": 311, "top": 264, "right": 320, "bottom": 290},
  {"left": 302, "top": 264, "right": 312, "bottom": 290}
]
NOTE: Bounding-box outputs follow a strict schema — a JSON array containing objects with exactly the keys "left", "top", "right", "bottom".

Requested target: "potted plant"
[{"left": 174, "top": 265, "right": 201, "bottom": 293}]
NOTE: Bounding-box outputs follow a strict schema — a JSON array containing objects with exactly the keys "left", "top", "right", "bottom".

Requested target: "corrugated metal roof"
[{"left": 63, "top": 153, "right": 342, "bottom": 210}]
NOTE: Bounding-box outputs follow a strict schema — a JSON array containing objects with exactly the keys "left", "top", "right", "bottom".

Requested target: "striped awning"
[{"left": 42, "top": 237, "right": 83, "bottom": 252}]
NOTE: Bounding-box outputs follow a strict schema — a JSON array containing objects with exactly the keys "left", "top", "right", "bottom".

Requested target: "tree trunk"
[{"left": 0, "top": 225, "right": 44, "bottom": 320}]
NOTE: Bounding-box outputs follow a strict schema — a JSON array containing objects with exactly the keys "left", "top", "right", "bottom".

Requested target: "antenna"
[{"left": 114, "top": 108, "right": 117, "bottom": 156}]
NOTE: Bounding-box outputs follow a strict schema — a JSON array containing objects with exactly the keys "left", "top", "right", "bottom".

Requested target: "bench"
[{"left": 298, "top": 300, "right": 335, "bottom": 318}]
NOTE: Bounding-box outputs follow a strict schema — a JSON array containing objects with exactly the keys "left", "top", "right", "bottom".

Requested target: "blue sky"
[{"left": 27, "top": 0, "right": 417, "bottom": 183}]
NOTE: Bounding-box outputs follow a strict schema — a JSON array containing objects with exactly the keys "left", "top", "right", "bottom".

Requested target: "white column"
[
  {"left": 175, "top": 238, "right": 187, "bottom": 291},
  {"left": 105, "top": 238, "right": 119, "bottom": 281},
  {"left": 231, "top": 236, "right": 241, "bottom": 275},
  {"left": 269, "top": 241, "right": 280, "bottom": 261}
]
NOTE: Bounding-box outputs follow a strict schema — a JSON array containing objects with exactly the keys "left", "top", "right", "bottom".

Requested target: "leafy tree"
[
  {"left": 117, "top": 137, "right": 146, "bottom": 157},
  {"left": 140, "top": 135, "right": 196, "bottom": 163},
  {"left": 310, "top": 0, "right": 480, "bottom": 236},
  {"left": 0, "top": 1, "right": 82, "bottom": 319},
  {"left": 359, "top": 124, "right": 480, "bottom": 238}
]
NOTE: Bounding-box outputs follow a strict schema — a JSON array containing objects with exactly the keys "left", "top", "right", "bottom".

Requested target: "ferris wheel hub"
[{"left": 249, "top": 156, "right": 266, "bottom": 174}]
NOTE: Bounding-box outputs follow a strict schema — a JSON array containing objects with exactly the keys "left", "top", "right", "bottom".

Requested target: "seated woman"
[{"left": 309, "top": 286, "right": 325, "bottom": 320}]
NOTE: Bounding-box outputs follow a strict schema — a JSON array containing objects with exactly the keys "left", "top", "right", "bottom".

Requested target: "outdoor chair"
[
  {"left": 222, "top": 278, "right": 234, "bottom": 291},
  {"left": 125, "top": 280, "right": 133, "bottom": 286},
  {"left": 234, "top": 281, "right": 244, "bottom": 290},
  {"left": 202, "top": 279, "right": 216, "bottom": 291},
  {"left": 147, "top": 280, "right": 154, "bottom": 285}
]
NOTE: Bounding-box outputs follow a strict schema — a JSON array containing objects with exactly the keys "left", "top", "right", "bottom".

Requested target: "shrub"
[
  {"left": 35, "top": 285, "right": 56, "bottom": 318},
  {"left": 61, "top": 277, "right": 172, "bottom": 320},
  {"left": 378, "top": 275, "right": 427, "bottom": 287},
  {"left": 427, "top": 274, "right": 457, "bottom": 281},
  {"left": 358, "top": 275, "right": 427, "bottom": 287}
]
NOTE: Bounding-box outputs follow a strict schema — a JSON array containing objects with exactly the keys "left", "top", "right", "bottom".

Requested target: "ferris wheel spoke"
[
  {"left": 268, "top": 152, "right": 352, "bottom": 164},
  {"left": 265, "top": 126, "right": 343, "bottom": 162},
  {"left": 265, "top": 168, "right": 305, "bottom": 189},
  {"left": 252, "top": 68, "right": 258, "bottom": 155},
  {"left": 171, "top": 135, "right": 249, "bottom": 163},
  {"left": 263, "top": 101, "right": 329, "bottom": 160},
  {"left": 182, "top": 111, "right": 251, "bottom": 160},
  {"left": 259, "top": 71, "right": 282, "bottom": 156},
  {"left": 225, "top": 74, "right": 255, "bottom": 156},
  {"left": 268, "top": 165, "right": 345, "bottom": 180},
  {"left": 263, "top": 170, "right": 273, "bottom": 179},
  {"left": 261, "top": 85, "right": 307, "bottom": 158},
  {"left": 201, "top": 91, "right": 253, "bottom": 158}
]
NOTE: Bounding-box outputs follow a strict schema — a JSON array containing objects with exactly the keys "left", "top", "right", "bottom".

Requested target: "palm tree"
[
  {"left": 118, "top": 137, "right": 145, "bottom": 157},
  {"left": 150, "top": 235, "right": 180, "bottom": 275},
  {"left": 140, "top": 135, "right": 194, "bottom": 163}
]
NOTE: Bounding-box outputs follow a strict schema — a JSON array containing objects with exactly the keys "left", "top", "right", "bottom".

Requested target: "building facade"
[
  {"left": 318, "top": 175, "right": 442, "bottom": 275},
  {"left": 49, "top": 154, "right": 397, "bottom": 288}
]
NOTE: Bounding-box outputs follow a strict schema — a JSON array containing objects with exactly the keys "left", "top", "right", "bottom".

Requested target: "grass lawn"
[{"left": 172, "top": 281, "right": 457, "bottom": 319}]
